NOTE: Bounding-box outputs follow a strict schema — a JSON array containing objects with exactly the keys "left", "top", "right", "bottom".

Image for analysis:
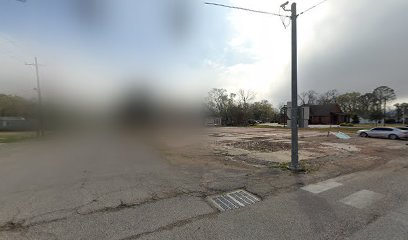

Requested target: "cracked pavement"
[
  {"left": 0, "top": 128, "right": 408, "bottom": 239},
  {"left": 0, "top": 132, "right": 219, "bottom": 239}
]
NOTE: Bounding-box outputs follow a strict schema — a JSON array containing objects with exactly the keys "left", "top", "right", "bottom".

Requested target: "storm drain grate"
[{"left": 207, "top": 190, "right": 260, "bottom": 211}]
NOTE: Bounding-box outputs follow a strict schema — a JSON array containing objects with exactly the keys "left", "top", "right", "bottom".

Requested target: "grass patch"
[
  {"left": 250, "top": 125, "right": 287, "bottom": 129},
  {"left": 0, "top": 132, "right": 35, "bottom": 143}
]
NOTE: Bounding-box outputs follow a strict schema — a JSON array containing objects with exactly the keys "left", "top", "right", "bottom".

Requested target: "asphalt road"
[{"left": 0, "top": 134, "right": 408, "bottom": 239}]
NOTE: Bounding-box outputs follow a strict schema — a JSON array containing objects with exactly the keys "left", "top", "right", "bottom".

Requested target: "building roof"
[{"left": 308, "top": 104, "right": 343, "bottom": 116}]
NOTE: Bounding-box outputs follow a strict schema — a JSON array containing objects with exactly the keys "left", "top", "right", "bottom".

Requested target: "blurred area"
[{"left": 0, "top": 0, "right": 216, "bottom": 142}]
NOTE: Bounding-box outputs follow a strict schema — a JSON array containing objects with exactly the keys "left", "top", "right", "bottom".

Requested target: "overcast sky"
[{"left": 0, "top": 0, "right": 407, "bottom": 107}]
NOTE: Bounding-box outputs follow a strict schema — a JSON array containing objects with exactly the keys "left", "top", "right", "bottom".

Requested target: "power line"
[
  {"left": 298, "top": 0, "right": 330, "bottom": 16},
  {"left": 204, "top": 2, "right": 289, "bottom": 17}
]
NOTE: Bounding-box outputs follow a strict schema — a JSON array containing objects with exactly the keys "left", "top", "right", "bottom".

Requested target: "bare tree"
[
  {"left": 238, "top": 89, "right": 255, "bottom": 107},
  {"left": 317, "top": 89, "right": 339, "bottom": 104},
  {"left": 206, "top": 88, "right": 229, "bottom": 123},
  {"left": 237, "top": 89, "right": 255, "bottom": 125},
  {"left": 299, "top": 90, "right": 318, "bottom": 105}
]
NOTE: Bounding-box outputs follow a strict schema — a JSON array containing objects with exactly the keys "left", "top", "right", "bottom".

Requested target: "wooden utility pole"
[{"left": 26, "top": 57, "right": 44, "bottom": 137}]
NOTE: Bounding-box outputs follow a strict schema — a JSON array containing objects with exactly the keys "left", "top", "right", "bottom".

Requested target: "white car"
[{"left": 357, "top": 127, "right": 408, "bottom": 140}]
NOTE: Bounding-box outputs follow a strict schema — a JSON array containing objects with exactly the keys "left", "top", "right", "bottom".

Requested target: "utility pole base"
[{"left": 287, "top": 163, "right": 305, "bottom": 173}]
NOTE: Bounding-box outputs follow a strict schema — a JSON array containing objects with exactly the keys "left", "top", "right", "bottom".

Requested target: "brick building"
[{"left": 307, "top": 104, "right": 349, "bottom": 125}]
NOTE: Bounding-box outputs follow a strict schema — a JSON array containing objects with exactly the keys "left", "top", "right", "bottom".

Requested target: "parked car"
[{"left": 357, "top": 127, "right": 408, "bottom": 140}]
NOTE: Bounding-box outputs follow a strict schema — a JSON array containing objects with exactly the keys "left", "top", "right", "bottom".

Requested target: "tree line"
[
  {"left": 0, "top": 94, "right": 35, "bottom": 118},
  {"left": 300, "top": 86, "right": 407, "bottom": 123},
  {"left": 205, "top": 88, "right": 279, "bottom": 126},
  {"left": 205, "top": 86, "right": 407, "bottom": 126}
]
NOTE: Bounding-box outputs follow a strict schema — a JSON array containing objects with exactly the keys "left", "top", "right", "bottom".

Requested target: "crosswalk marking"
[
  {"left": 340, "top": 190, "right": 384, "bottom": 209},
  {"left": 301, "top": 180, "right": 343, "bottom": 194}
]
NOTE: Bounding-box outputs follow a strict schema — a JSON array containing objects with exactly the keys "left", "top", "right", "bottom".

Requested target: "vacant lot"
[{"left": 159, "top": 126, "right": 408, "bottom": 197}]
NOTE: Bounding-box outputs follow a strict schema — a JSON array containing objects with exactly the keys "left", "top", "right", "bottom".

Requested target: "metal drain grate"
[{"left": 207, "top": 189, "right": 260, "bottom": 211}]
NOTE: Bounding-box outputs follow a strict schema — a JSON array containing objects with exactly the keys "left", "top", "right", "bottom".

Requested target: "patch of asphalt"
[
  {"left": 119, "top": 212, "right": 218, "bottom": 240},
  {"left": 25, "top": 195, "right": 215, "bottom": 240},
  {"left": 0, "top": 190, "right": 220, "bottom": 234}
]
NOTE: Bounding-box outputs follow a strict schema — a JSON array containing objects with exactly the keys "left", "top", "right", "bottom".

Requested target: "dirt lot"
[{"left": 156, "top": 127, "right": 408, "bottom": 198}]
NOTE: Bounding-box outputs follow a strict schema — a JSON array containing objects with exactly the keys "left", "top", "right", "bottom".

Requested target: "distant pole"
[
  {"left": 26, "top": 57, "right": 44, "bottom": 137},
  {"left": 289, "top": 2, "right": 299, "bottom": 170},
  {"left": 383, "top": 101, "right": 386, "bottom": 126}
]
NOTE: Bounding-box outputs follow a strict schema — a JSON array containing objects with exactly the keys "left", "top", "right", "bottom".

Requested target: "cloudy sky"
[{"left": 0, "top": 0, "right": 407, "bottom": 107}]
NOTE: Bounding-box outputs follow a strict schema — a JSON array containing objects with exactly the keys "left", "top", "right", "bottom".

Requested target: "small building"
[
  {"left": 307, "top": 104, "right": 349, "bottom": 125},
  {"left": 0, "top": 117, "right": 35, "bottom": 131},
  {"left": 205, "top": 117, "right": 222, "bottom": 126}
]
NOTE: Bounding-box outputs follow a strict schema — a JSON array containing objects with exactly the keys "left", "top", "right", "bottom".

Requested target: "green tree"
[
  {"left": 336, "top": 92, "right": 361, "bottom": 115},
  {"left": 357, "top": 93, "right": 380, "bottom": 119},
  {"left": 394, "top": 103, "right": 408, "bottom": 123},
  {"left": 369, "top": 110, "right": 384, "bottom": 125},
  {"left": 373, "top": 86, "right": 396, "bottom": 125},
  {"left": 0, "top": 94, "right": 34, "bottom": 118},
  {"left": 251, "top": 100, "right": 277, "bottom": 122}
]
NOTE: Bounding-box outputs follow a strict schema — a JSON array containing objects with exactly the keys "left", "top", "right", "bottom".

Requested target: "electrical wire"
[
  {"left": 298, "top": 0, "right": 330, "bottom": 16},
  {"left": 204, "top": 2, "right": 289, "bottom": 17}
]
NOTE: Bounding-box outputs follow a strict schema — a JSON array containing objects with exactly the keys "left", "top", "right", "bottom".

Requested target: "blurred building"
[{"left": 0, "top": 117, "right": 35, "bottom": 131}]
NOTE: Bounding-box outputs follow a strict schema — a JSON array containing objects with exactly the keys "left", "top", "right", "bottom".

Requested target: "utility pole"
[
  {"left": 290, "top": 3, "right": 299, "bottom": 170},
  {"left": 206, "top": 0, "right": 330, "bottom": 171},
  {"left": 26, "top": 57, "right": 44, "bottom": 137},
  {"left": 282, "top": 2, "right": 299, "bottom": 171}
]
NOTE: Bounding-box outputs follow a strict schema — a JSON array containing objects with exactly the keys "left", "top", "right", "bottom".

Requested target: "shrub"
[
  {"left": 339, "top": 122, "right": 354, "bottom": 127},
  {"left": 352, "top": 115, "right": 360, "bottom": 124},
  {"left": 385, "top": 119, "right": 396, "bottom": 124}
]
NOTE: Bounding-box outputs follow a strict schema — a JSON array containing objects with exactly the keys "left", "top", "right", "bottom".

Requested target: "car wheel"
[
  {"left": 360, "top": 132, "right": 368, "bottom": 137},
  {"left": 389, "top": 134, "right": 398, "bottom": 140}
]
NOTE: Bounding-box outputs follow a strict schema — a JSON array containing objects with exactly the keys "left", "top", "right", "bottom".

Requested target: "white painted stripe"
[
  {"left": 301, "top": 180, "right": 343, "bottom": 194},
  {"left": 340, "top": 190, "right": 384, "bottom": 209}
]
